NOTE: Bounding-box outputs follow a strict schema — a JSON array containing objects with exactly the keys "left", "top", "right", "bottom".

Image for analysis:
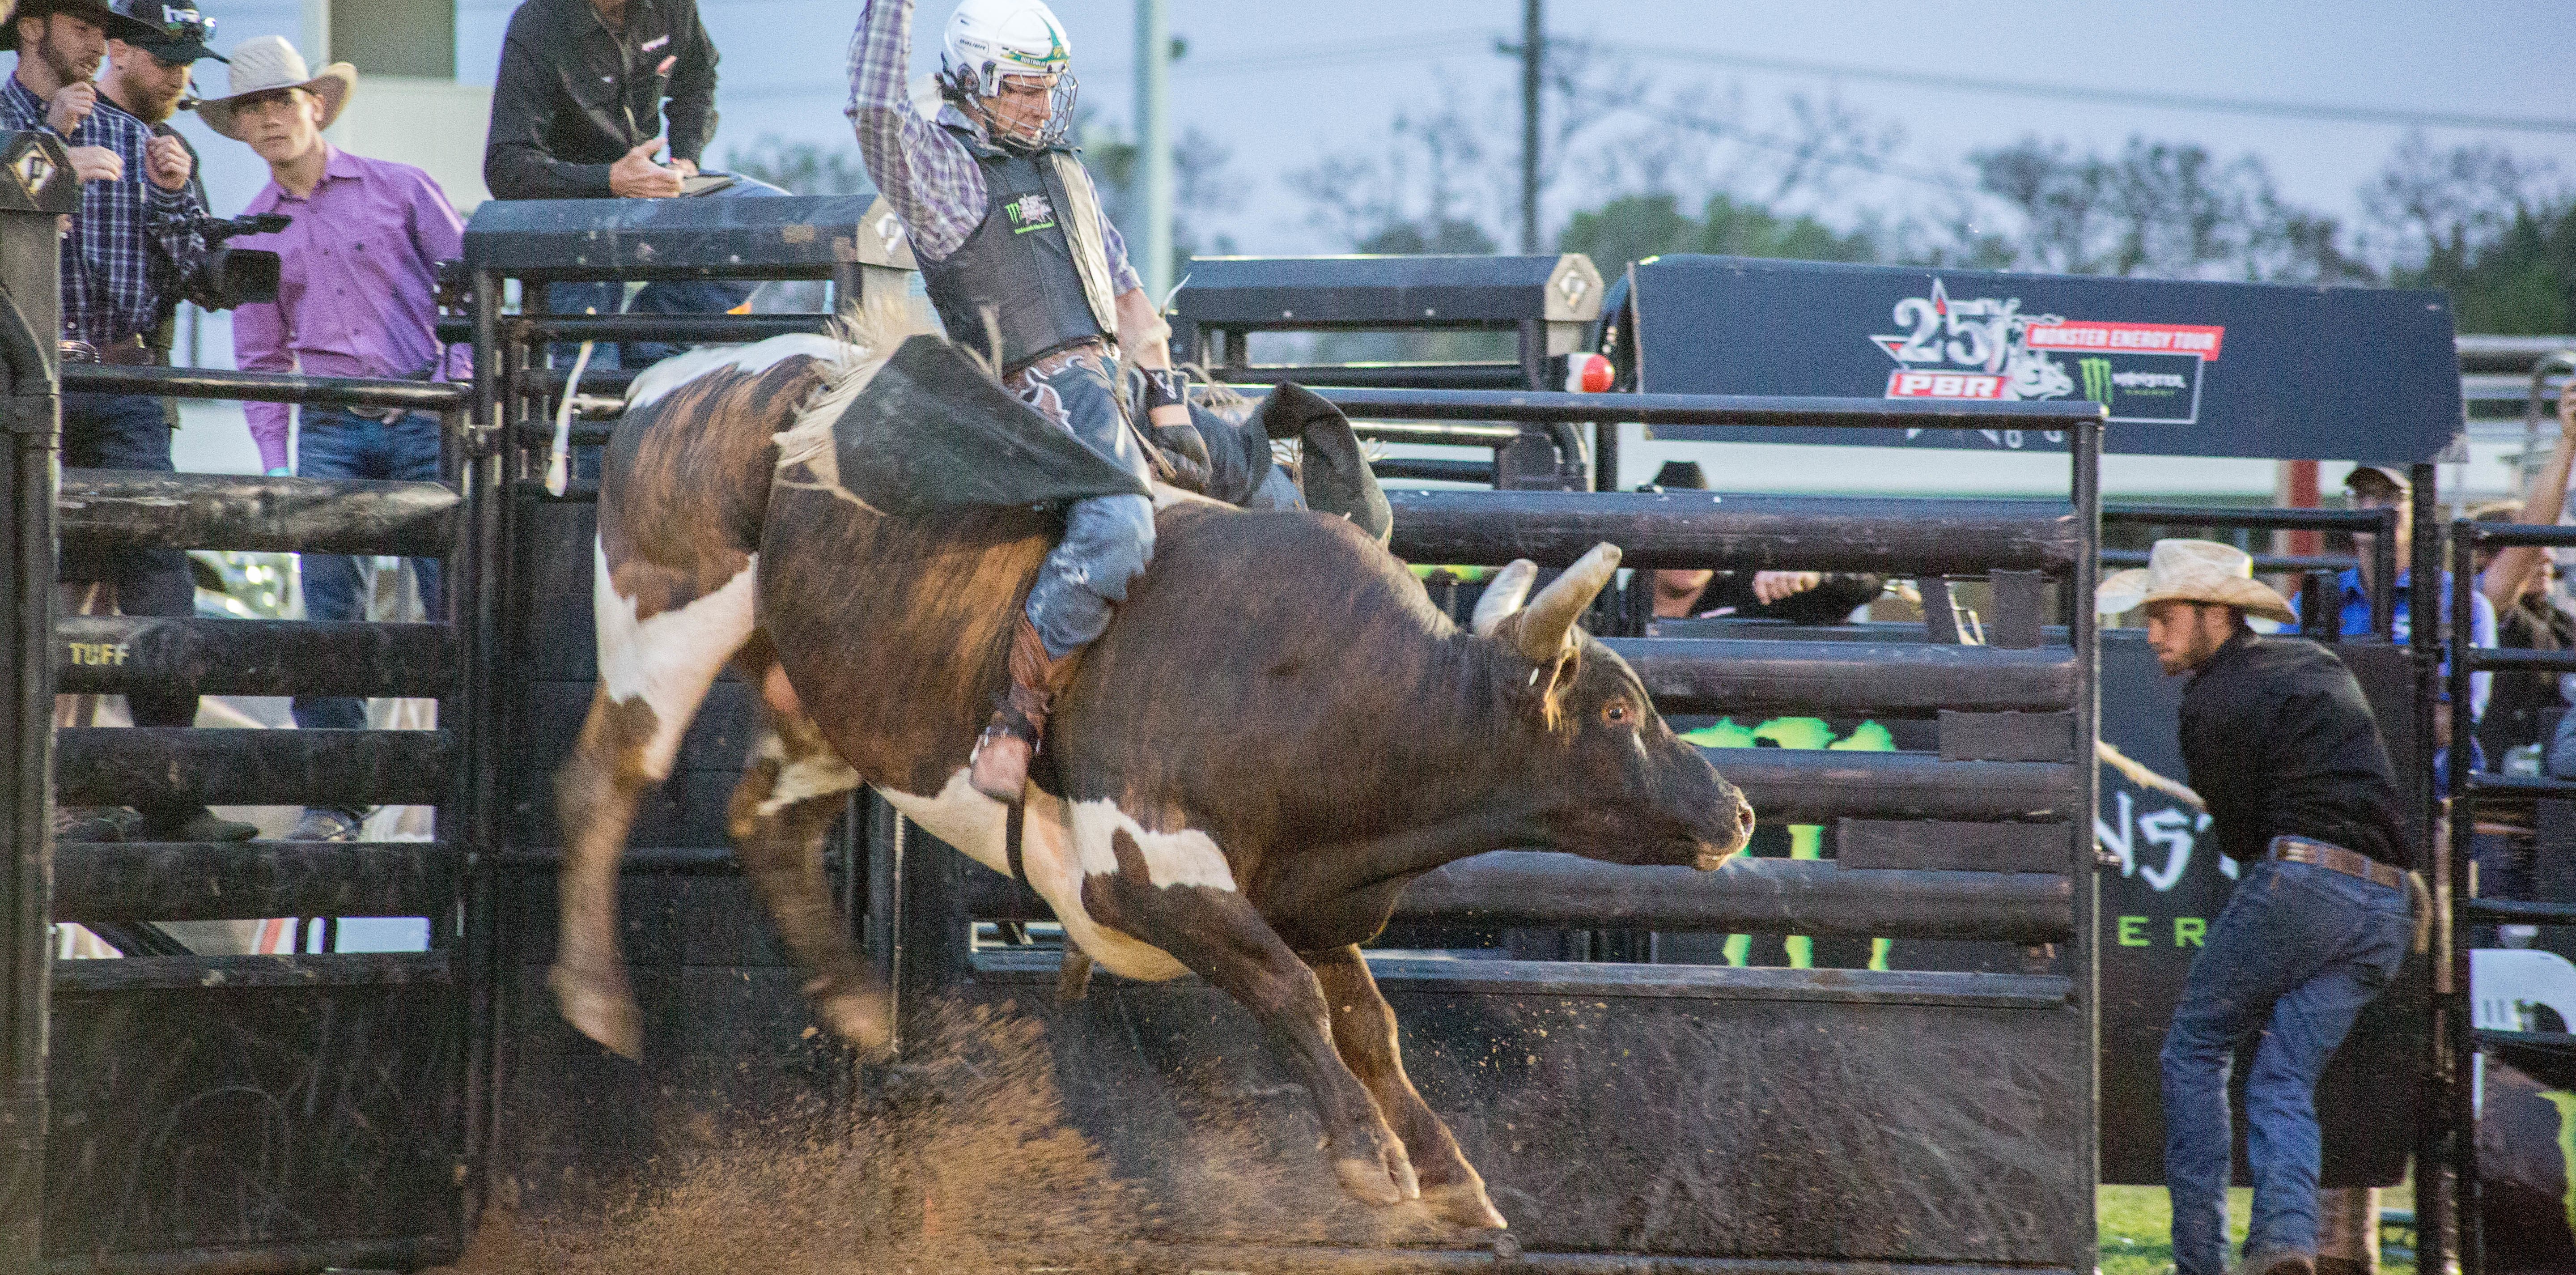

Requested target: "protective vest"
[{"left": 921, "top": 125, "right": 1121, "bottom": 373}]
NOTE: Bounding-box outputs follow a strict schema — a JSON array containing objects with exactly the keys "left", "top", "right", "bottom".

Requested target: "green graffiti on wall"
[{"left": 1682, "top": 717, "right": 1897, "bottom": 971}]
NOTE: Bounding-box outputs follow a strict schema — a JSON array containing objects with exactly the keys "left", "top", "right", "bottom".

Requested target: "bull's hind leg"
[
  {"left": 1080, "top": 829, "right": 1418, "bottom": 1207},
  {"left": 1305, "top": 945, "right": 1509, "bottom": 1229},
  {"left": 727, "top": 651, "right": 884, "bottom": 1052}
]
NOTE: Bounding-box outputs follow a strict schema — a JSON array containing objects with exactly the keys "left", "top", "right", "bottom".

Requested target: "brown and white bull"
[{"left": 553, "top": 318, "right": 1756, "bottom": 1228}]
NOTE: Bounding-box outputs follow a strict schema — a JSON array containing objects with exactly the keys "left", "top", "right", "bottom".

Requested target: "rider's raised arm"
[{"left": 847, "top": 0, "right": 988, "bottom": 262}]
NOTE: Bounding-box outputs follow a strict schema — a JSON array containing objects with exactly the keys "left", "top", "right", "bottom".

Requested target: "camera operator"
[
  {"left": 98, "top": 4, "right": 222, "bottom": 378},
  {"left": 2, "top": 0, "right": 256, "bottom": 844},
  {"left": 205, "top": 36, "right": 471, "bottom": 844}
]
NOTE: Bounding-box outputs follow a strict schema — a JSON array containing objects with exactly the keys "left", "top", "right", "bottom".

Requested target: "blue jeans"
[
  {"left": 291, "top": 408, "right": 448, "bottom": 733},
  {"left": 1006, "top": 349, "right": 1154, "bottom": 657},
  {"left": 549, "top": 174, "right": 787, "bottom": 368},
  {"left": 59, "top": 391, "right": 197, "bottom": 731},
  {"left": 2160, "top": 856, "right": 2412, "bottom": 1273}
]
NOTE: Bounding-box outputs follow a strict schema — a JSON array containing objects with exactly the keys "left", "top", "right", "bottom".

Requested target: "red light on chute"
[{"left": 1563, "top": 353, "right": 1613, "bottom": 394}]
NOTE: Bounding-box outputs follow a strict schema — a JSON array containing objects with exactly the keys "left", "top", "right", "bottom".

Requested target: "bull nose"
[{"left": 1731, "top": 793, "right": 1755, "bottom": 841}]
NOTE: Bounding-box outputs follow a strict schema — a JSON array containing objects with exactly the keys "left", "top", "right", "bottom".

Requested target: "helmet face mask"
[{"left": 940, "top": 0, "right": 1078, "bottom": 151}]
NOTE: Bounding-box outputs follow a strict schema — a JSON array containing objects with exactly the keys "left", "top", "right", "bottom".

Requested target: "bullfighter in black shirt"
[{"left": 2099, "top": 539, "right": 2418, "bottom": 1275}]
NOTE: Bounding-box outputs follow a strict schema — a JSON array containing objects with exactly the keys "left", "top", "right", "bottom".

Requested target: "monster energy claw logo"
[{"left": 2079, "top": 357, "right": 2114, "bottom": 406}]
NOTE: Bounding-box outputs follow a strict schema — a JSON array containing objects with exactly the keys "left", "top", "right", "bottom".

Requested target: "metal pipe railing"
[{"left": 61, "top": 362, "right": 467, "bottom": 412}]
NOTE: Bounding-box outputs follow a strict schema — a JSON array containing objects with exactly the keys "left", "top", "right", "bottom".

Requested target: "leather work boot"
[{"left": 969, "top": 616, "right": 1080, "bottom": 802}]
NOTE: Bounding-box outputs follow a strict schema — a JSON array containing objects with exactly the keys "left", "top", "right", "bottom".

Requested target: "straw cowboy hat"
[
  {"left": 193, "top": 35, "right": 353, "bottom": 140},
  {"left": 2095, "top": 538, "right": 2296, "bottom": 626}
]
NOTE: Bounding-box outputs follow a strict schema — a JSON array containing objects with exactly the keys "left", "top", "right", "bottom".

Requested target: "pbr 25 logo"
[{"left": 1871, "top": 278, "right": 2224, "bottom": 443}]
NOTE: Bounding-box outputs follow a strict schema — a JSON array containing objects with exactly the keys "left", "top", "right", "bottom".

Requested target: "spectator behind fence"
[
  {"left": 2340, "top": 464, "right": 2495, "bottom": 789},
  {"left": 97, "top": 4, "right": 222, "bottom": 377},
  {"left": 3, "top": 0, "right": 252, "bottom": 843},
  {"left": 207, "top": 36, "right": 471, "bottom": 844},
  {"left": 482, "top": 0, "right": 781, "bottom": 366},
  {"left": 1644, "top": 462, "right": 1883, "bottom": 624}
]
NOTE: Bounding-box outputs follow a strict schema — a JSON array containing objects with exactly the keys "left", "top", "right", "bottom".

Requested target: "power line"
[{"left": 1611, "top": 44, "right": 2576, "bottom": 137}]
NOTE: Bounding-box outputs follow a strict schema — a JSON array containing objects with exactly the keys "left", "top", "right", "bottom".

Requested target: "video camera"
[{"left": 187, "top": 212, "right": 291, "bottom": 310}]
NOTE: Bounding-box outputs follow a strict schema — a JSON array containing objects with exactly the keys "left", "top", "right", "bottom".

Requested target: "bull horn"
[
  {"left": 1511, "top": 543, "right": 1622, "bottom": 664},
  {"left": 1470, "top": 559, "right": 1540, "bottom": 638}
]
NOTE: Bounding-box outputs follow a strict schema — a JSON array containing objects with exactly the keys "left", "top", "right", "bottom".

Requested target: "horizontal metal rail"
[
  {"left": 2463, "top": 522, "right": 2576, "bottom": 548},
  {"left": 60, "top": 471, "right": 458, "bottom": 556},
  {"left": 2466, "top": 897, "right": 2576, "bottom": 923},
  {"left": 1387, "top": 490, "right": 2079, "bottom": 573},
  {"left": 1609, "top": 638, "right": 2076, "bottom": 716},
  {"left": 1394, "top": 852, "right": 2071, "bottom": 940},
  {"left": 2105, "top": 503, "right": 2393, "bottom": 532},
  {"left": 438, "top": 313, "right": 832, "bottom": 344},
  {"left": 2462, "top": 772, "right": 2576, "bottom": 803},
  {"left": 963, "top": 852, "right": 2069, "bottom": 942},
  {"left": 51, "top": 952, "right": 449, "bottom": 993},
  {"left": 55, "top": 616, "right": 453, "bottom": 698},
  {"left": 60, "top": 362, "right": 469, "bottom": 412},
  {"left": 1375, "top": 458, "right": 1497, "bottom": 484},
  {"left": 53, "top": 842, "right": 451, "bottom": 922},
  {"left": 1220, "top": 363, "right": 1529, "bottom": 391},
  {"left": 1306, "top": 387, "right": 2108, "bottom": 430},
  {"left": 1713, "top": 748, "right": 2079, "bottom": 823},
  {"left": 2465, "top": 646, "right": 2576, "bottom": 675},
  {"left": 2476, "top": 1028, "right": 2576, "bottom": 1049},
  {"left": 56, "top": 727, "right": 451, "bottom": 807},
  {"left": 1353, "top": 421, "right": 1524, "bottom": 445}
]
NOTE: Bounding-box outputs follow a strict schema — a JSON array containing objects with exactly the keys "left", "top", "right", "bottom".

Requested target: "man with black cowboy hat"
[
  {"left": 1, "top": 0, "right": 251, "bottom": 844},
  {"left": 97, "top": 0, "right": 221, "bottom": 370},
  {"left": 2101, "top": 540, "right": 2419, "bottom": 1275}
]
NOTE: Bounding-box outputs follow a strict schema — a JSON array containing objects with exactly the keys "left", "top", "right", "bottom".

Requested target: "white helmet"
[{"left": 940, "top": 0, "right": 1078, "bottom": 150}]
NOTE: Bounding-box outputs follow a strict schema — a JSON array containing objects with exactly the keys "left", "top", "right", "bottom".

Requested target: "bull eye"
[{"left": 1601, "top": 699, "right": 1634, "bottom": 727}]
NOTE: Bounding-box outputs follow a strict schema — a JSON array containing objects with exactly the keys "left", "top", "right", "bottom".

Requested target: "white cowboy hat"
[
  {"left": 2096, "top": 538, "right": 2297, "bottom": 625},
  {"left": 193, "top": 35, "right": 354, "bottom": 140}
]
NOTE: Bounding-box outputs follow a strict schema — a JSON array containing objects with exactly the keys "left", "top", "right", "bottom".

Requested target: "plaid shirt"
[
  {"left": 0, "top": 76, "right": 210, "bottom": 346},
  {"left": 846, "top": 0, "right": 1140, "bottom": 291}
]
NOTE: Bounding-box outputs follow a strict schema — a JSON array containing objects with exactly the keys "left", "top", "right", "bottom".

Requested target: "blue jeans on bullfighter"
[
  {"left": 292, "top": 408, "right": 447, "bottom": 732},
  {"left": 2160, "top": 856, "right": 2411, "bottom": 1274}
]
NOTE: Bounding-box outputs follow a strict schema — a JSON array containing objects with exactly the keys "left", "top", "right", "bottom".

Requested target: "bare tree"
[{"left": 2361, "top": 132, "right": 2555, "bottom": 270}]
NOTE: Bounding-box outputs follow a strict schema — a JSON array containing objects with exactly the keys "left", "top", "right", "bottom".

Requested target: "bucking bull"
[{"left": 552, "top": 310, "right": 1756, "bottom": 1228}]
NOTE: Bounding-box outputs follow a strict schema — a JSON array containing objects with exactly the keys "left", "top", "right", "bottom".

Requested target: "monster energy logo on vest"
[{"left": 921, "top": 124, "right": 1120, "bottom": 373}]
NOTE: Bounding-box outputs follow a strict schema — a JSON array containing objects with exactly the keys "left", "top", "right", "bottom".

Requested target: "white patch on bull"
[
  {"left": 878, "top": 769, "right": 1188, "bottom": 982},
  {"left": 1066, "top": 800, "right": 1239, "bottom": 891},
  {"left": 593, "top": 538, "right": 758, "bottom": 779},
  {"left": 748, "top": 731, "right": 862, "bottom": 816},
  {"left": 624, "top": 334, "right": 851, "bottom": 412}
]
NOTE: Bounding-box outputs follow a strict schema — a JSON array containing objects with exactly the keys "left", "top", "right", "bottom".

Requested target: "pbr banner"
[{"left": 1631, "top": 255, "right": 2462, "bottom": 463}]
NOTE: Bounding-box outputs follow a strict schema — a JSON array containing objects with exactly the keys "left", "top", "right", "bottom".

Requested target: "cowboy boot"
[{"left": 969, "top": 615, "right": 1081, "bottom": 801}]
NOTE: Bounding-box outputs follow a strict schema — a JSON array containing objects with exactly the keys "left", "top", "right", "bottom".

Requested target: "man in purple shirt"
[{"left": 204, "top": 36, "right": 470, "bottom": 843}]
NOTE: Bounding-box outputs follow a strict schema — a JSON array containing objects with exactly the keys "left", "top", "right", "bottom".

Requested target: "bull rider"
[
  {"left": 2101, "top": 539, "right": 2420, "bottom": 1275},
  {"left": 847, "top": 0, "right": 1207, "bottom": 802}
]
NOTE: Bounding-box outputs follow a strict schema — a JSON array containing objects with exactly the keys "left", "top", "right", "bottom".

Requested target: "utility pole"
[
  {"left": 1520, "top": 0, "right": 1541, "bottom": 255},
  {"left": 1135, "top": 0, "right": 1174, "bottom": 299}
]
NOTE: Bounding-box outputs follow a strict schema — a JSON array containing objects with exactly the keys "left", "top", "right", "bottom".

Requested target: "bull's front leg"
[
  {"left": 1303, "top": 944, "right": 1508, "bottom": 1230},
  {"left": 1081, "top": 829, "right": 1418, "bottom": 1207}
]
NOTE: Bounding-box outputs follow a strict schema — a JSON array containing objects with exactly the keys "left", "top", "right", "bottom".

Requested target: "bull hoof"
[
  {"left": 548, "top": 963, "right": 643, "bottom": 1060},
  {"left": 1334, "top": 1156, "right": 1406, "bottom": 1207},
  {"left": 809, "top": 981, "right": 893, "bottom": 1057},
  {"left": 1419, "top": 1181, "right": 1509, "bottom": 1230}
]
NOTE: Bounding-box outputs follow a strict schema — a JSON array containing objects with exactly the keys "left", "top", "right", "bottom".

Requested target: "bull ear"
[
  {"left": 1510, "top": 543, "right": 1622, "bottom": 664},
  {"left": 1470, "top": 559, "right": 1540, "bottom": 638}
]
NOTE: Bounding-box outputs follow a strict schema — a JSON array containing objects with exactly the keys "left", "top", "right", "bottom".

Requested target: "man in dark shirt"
[
  {"left": 482, "top": 0, "right": 769, "bottom": 364},
  {"left": 2101, "top": 539, "right": 2417, "bottom": 1275}
]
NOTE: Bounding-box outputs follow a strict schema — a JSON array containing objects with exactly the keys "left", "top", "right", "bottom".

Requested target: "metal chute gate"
[{"left": 0, "top": 200, "right": 2138, "bottom": 1273}]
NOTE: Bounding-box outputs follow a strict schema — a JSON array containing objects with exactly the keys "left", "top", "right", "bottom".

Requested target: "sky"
[{"left": 436, "top": 0, "right": 2576, "bottom": 257}]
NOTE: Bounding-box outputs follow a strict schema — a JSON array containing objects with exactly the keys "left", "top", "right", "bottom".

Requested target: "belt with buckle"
[{"left": 2268, "top": 835, "right": 2406, "bottom": 892}]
